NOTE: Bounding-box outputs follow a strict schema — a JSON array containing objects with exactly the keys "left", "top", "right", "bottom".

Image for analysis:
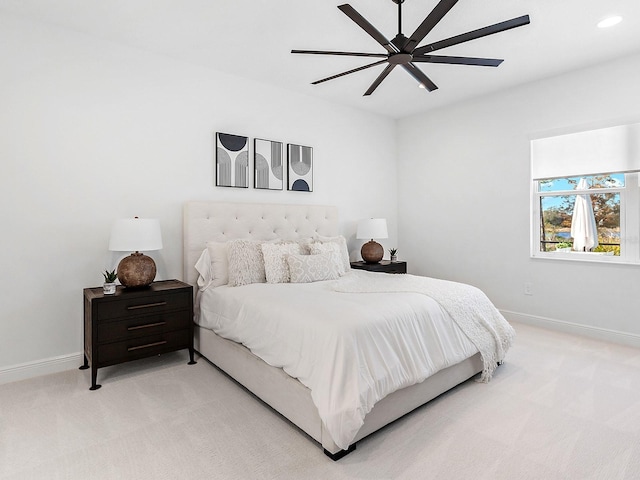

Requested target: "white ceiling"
[{"left": 2, "top": 0, "right": 640, "bottom": 119}]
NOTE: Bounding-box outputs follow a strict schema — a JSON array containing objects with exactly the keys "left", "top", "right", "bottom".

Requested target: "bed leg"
[{"left": 323, "top": 443, "right": 356, "bottom": 461}]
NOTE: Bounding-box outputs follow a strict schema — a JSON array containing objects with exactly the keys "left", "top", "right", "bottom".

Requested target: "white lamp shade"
[
  {"left": 109, "top": 218, "right": 163, "bottom": 252},
  {"left": 357, "top": 218, "right": 388, "bottom": 240}
]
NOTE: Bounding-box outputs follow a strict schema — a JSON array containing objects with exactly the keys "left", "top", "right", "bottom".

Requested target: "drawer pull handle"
[
  {"left": 127, "top": 301, "right": 167, "bottom": 310},
  {"left": 127, "top": 341, "right": 167, "bottom": 352},
  {"left": 127, "top": 321, "right": 166, "bottom": 331}
]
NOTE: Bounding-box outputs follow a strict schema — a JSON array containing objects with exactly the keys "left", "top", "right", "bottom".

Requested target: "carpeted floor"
[{"left": 1, "top": 322, "right": 640, "bottom": 479}]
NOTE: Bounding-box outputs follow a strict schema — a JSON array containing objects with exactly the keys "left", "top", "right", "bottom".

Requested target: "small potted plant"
[
  {"left": 389, "top": 248, "right": 398, "bottom": 262},
  {"left": 103, "top": 269, "right": 117, "bottom": 295}
]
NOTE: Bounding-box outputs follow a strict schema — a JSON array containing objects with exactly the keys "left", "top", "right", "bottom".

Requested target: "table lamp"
[
  {"left": 109, "top": 217, "right": 163, "bottom": 288},
  {"left": 357, "top": 218, "right": 388, "bottom": 263}
]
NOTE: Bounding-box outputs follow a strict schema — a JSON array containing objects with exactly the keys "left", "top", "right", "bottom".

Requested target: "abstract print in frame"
[
  {"left": 254, "top": 138, "right": 283, "bottom": 190},
  {"left": 216, "top": 132, "right": 249, "bottom": 188},
  {"left": 287, "top": 144, "right": 313, "bottom": 192}
]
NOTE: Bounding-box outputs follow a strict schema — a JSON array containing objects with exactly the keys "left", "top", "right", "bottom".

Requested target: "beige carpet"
[{"left": 1, "top": 322, "right": 640, "bottom": 479}]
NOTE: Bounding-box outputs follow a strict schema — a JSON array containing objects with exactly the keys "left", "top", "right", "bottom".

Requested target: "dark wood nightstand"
[
  {"left": 350, "top": 260, "right": 407, "bottom": 274},
  {"left": 80, "top": 279, "right": 196, "bottom": 390}
]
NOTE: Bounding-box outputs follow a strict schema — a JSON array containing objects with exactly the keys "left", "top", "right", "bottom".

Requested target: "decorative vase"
[
  {"left": 117, "top": 252, "right": 157, "bottom": 287},
  {"left": 103, "top": 282, "right": 116, "bottom": 295},
  {"left": 390, "top": 255, "right": 397, "bottom": 263}
]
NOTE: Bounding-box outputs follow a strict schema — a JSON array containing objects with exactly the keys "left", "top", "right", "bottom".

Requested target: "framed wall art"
[
  {"left": 254, "top": 138, "right": 283, "bottom": 190},
  {"left": 216, "top": 132, "right": 249, "bottom": 188},
  {"left": 287, "top": 143, "right": 313, "bottom": 192}
]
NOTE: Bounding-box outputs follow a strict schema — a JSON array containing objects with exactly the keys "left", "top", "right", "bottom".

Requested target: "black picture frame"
[
  {"left": 287, "top": 143, "right": 313, "bottom": 192},
  {"left": 254, "top": 138, "right": 284, "bottom": 190},
  {"left": 216, "top": 132, "right": 249, "bottom": 188}
]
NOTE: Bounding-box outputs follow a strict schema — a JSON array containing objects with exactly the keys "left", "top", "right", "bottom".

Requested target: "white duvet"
[{"left": 197, "top": 270, "right": 496, "bottom": 449}]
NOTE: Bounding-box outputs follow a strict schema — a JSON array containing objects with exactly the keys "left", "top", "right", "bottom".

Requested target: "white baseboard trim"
[
  {"left": 501, "top": 310, "right": 640, "bottom": 349},
  {"left": 0, "top": 352, "right": 83, "bottom": 386}
]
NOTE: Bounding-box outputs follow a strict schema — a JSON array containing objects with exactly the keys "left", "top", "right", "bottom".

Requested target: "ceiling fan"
[{"left": 292, "top": 0, "right": 530, "bottom": 96}]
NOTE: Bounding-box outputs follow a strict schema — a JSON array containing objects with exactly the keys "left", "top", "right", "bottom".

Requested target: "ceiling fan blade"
[
  {"left": 402, "top": 63, "right": 438, "bottom": 91},
  {"left": 413, "top": 15, "right": 530, "bottom": 55},
  {"left": 338, "top": 4, "right": 399, "bottom": 54},
  {"left": 412, "top": 55, "right": 503, "bottom": 67},
  {"left": 404, "top": 0, "right": 460, "bottom": 52},
  {"left": 291, "top": 49, "right": 387, "bottom": 58},
  {"left": 311, "top": 59, "right": 388, "bottom": 85},
  {"left": 364, "top": 64, "right": 396, "bottom": 96}
]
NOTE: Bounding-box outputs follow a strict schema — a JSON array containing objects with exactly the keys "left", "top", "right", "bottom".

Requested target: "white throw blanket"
[{"left": 334, "top": 272, "right": 515, "bottom": 382}]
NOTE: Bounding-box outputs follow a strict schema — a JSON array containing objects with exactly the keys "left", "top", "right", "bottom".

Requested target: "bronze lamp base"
[
  {"left": 117, "top": 252, "right": 156, "bottom": 288},
  {"left": 361, "top": 240, "right": 383, "bottom": 263}
]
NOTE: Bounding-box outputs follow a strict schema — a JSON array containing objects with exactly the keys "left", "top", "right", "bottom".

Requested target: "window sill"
[
  {"left": 559, "top": 250, "right": 614, "bottom": 256},
  {"left": 531, "top": 251, "right": 638, "bottom": 266}
]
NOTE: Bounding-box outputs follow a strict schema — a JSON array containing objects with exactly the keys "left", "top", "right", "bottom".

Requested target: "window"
[{"left": 531, "top": 124, "right": 640, "bottom": 264}]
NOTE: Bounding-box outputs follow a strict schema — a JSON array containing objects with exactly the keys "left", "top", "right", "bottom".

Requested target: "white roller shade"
[{"left": 531, "top": 123, "right": 640, "bottom": 180}]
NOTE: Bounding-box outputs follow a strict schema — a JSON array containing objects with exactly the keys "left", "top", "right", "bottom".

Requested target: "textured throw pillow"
[
  {"left": 261, "top": 242, "right": 303, "bottom": 283},
  {"left": 314, "top": 235, "right": 350, "bottom": 273},
  {"left": 287, "top": 252, "right": 341, "bottom": 283},
  {"left": 227, "top": 239, "right": 266, "bottom": 287},
  {"left": 309, "top": 241, "right": 346, "bottom": 276},
  {"left": 297, "top": 237, "right": 314, "bottom": 255}
]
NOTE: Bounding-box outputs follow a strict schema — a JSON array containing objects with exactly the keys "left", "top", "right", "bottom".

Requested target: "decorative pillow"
[
  {"left": 227, "top": 240, "right": 266, "bottom": 287},
  {"left": 194, "top": 241, "right": 230, "bottom": 290},
  {"left": 194, "top": 248, "right": 213, "bottom": 290},
  {"left": 206, "top": 241, "right": 229, "bottom": 287},
  {"left": 309, "top": 241, "right": 346, "bottom": 276},
  {"left": 261, "top": 242, "right": 303, "bottom": 283},
  {"left": 314, "top": 235, "right": 350, "bottom": 273},
  {"left": 297, "top": 237, "right": 314, "bottom": 255},
  {"left": 287, "top": 252, "right": 341, "bottom": 283}
]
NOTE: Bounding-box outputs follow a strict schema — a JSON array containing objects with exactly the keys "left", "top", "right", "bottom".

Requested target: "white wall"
[
  {"left": 397, "top": 53, "right": 640, "bottom": 343},
  {"left": 0, "top": 12, "right": 397, "bottom": 375}
]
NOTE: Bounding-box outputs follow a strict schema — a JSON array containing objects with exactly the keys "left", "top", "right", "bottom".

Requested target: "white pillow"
[
  {"left": 261, "top": 242, "right": 303, "bottom": 283},
  {"left": 194, "top": 248, "right": 213, "bottom": 290},
  {"left": 207, "top": 241, "right": 229, "bottom": 287},
  {"left": 227, "top": 240, "right": 266, "bottom": 287},
  {"left": 309, "top": 241, "right": 346, "bottom": 276},
  {"left": 287, "top": 252, "right": 342, "bottom": 283},
  {"left": 314, "top": 235, "right": 350, "bottom": 273},
  {"left": 193, "top": 241, "right": 230, "bottom": 290}
]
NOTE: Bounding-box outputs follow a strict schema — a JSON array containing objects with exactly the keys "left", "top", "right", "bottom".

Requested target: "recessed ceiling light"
[
  {"left": 418, "top": 84, "right": 426, "bottom": 89},
  {"left": 598, "top": 16, "right": 622, "bottom": 28}
]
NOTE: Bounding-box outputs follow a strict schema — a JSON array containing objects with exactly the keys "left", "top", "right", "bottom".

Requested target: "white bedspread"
[{"left": 197, "top": 270, "right": 489, "bottom": 450}]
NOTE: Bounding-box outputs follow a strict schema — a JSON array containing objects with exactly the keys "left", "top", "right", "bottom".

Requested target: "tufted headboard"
[{"left": 183, "top": 201, "right": 339, "bottom": 288}]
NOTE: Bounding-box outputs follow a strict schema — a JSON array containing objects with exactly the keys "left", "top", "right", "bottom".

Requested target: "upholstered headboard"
[{"left": 183, "top": 201, "right": 339, "bottom": 288}]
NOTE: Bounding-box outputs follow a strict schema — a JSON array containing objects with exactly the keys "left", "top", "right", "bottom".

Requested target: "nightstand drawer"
[
  {"left": 97, "top": 310, "right": 191, "bottom": 343},
  {"left": 380, "top": 262, "right": 406, "bottom": 274},
  {"left": 97, "top": 329, "right": 191, "bottom": 366},
  {"left": 350, "top": 261, "right": 407, "bottom": 274},
  {"left": 96, "top": 291, "right": 190, "bottom": 321}
]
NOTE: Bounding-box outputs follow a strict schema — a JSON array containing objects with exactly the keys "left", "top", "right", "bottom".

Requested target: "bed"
[{"left": 183, "top": 201, "right": 512, "bottom": 459}]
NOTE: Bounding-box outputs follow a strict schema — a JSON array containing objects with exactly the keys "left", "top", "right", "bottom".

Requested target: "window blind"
[{"left": 531, "top": 123, "right": 640, "bottom": 180}]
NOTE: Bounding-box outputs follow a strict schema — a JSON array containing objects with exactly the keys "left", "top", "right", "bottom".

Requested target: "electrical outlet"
[{"left": 524, "top": 282, "right": 533, "bottom": 296}]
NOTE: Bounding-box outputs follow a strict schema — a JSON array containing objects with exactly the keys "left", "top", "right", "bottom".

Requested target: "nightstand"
[
  {"left": 350, "top": 260, "right": 407, "bottom": 274},
  {"left": 80, "top": 279, "right": 195, "bottom": 390}
]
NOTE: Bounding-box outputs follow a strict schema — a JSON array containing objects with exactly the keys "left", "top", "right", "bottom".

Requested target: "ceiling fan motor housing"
[{"left": 389, "top": 53, "right": 412, "bottom": 65}]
